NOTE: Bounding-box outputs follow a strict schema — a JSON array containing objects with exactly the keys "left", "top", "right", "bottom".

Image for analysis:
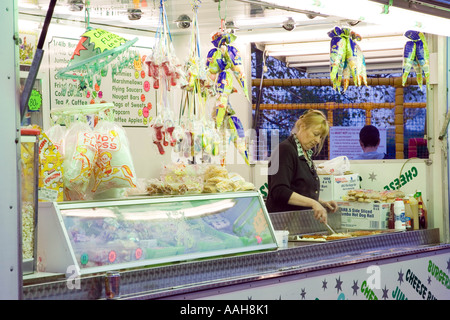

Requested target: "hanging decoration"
[
  {"left": 204, "top": 0, "right": 250, "bottom": 166},
  {"left": 146, "top": 0, "right": 187, "bottom": 156},
  {"left": 177, "top": 0, "right": 219, "bottom": 163},
  {"left": 402, "top": 30, "right": 430, "bottom": 90},
  {"left": 55, "top": 1, "right": 138, "bottom": 93},
  {"left": 328, "top": 27, "right": 367, "bottom": 93},
  {"left": 206, "top": 30, "right": 250, "bottom": 129}
]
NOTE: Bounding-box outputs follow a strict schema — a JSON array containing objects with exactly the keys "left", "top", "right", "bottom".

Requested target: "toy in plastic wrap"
[
  {"left": 402, "top": 30, "right": 430, "bottom": 89},
  {"left": 206, "top": 31, "right": 249, "bottom": 129},
  {"left": 328, "top": 27, "right": 367, "bottom": 93},
  {"left": 145, "top": 0, "right": 188, "bottom": 156},
  {"left": 227, "top": 115, "right": 249, "bottom": 165},
  {"left": 144, "top": 0, "right": 186, "bottom": 92}
]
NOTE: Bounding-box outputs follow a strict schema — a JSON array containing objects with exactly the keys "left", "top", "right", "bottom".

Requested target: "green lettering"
[
  {"left": 411, "top": 166, "right": 418, "bottom": 177},
  {"left": 400, "top": 174, "right": 406, "bottom": 186},
  {"left": 404, "top": 170, "right": 412, "bottom": 182}
]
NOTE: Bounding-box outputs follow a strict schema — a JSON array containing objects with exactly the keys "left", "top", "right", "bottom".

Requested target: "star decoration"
[
  {"left": 427, "top": 276, "right": 432, "bottom": 285},
  {"left": 368, "top": 172, "right": 377, "bottom": 182},
  {"left": 351, "top": 280, "right": 359, "bottom": 295},
  {"left": 382, "top": 285, "right": 389, "bottom": 300},
  {"left": 300, "top": 288, "right": 306, "bottom": 300},
  {"left": 397, "top": 269, "right": 404, "bottom": 285},
  {"left": 322, "top": 279, "right": 328, "bottom": 291},
  {"left": 71, "top": 37, "right": 88, "bottom": 60},
  {"left": 335, "top": 276, "right": 343, "bottom": 293}
]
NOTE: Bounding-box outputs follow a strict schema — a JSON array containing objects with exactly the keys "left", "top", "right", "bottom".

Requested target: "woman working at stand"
[{"left": 266, "top": 110, "right": 338, "bottom": 223}]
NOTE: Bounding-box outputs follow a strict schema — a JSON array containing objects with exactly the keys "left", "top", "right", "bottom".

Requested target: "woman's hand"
[
  {"left": 320, "top": 200, "right": 338, "bottom": 213},
  {"left": 312, "top": 201, "right": 328, "bottom": 223}
]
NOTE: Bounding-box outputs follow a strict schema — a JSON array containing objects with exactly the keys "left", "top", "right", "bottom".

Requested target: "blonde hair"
[{"left": 292, "top": 109, "right": 330, "bottom": 155}]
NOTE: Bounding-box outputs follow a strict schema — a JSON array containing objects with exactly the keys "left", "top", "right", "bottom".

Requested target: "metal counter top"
[{"left": 23, "top": 223, "right": 449, "bottom": 300}]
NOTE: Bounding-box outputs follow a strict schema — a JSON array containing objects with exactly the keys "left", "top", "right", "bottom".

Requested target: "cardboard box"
[
  {"left": 319, "top": 174, "right": 360, "bottom": 201},
  {"left": 338, "top": 201, "right": 390, "bottom": 230}
]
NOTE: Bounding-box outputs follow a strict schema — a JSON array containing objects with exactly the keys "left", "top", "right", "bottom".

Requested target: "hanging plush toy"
[
  {"left": 328, "top": 27, "right": 367, "bottom": 93},
  {"left": 206, "top": 31, "right": 249, "bottom": 129},
  {"left": 146, "top": 0, "right": 187, "bottom": 156},
  {"left": 402, "top": 30, "right": 430, "bottom": 90}
]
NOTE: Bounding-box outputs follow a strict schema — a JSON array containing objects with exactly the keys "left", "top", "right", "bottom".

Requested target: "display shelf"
[{"left": 37, "top": 191, "right": 277, "bottom": 275}]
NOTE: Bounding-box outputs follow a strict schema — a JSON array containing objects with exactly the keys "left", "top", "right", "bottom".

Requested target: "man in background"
[{"left": 356, "top": 125, "right": 386, "bottom": 159}]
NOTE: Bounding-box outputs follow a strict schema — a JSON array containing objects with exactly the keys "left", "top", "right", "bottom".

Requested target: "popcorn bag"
[
  {"left": 91, "top": 120, "right": 137, "bottom": 194},
  {"left": 44, "top": 124, "right": 67, "bottom": 157},
  {"left": 38, "top": 132, "right": 64, "bottom": 202}
]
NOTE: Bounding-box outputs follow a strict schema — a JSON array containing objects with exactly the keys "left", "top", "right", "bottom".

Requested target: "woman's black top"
[{"left": 265, "top": 134, "right": 320, "bottom": 213}]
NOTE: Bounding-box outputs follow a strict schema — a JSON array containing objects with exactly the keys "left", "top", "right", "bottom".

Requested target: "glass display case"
[{"left": 37, "top": 191, "right": 277, "bottom": 275}]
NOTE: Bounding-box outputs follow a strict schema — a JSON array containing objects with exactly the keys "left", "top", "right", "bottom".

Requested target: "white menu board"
[{"left": 330, "top": 126, "right": 387, "bottom": 160}]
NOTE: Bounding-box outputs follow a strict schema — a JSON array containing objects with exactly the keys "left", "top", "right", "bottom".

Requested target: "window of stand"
[{"left": 250, "top": 44, "right": 428, "bottom": 162}]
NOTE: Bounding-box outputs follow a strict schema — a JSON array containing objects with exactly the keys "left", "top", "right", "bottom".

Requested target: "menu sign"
[
  {"left": 330, "top": 126, "right": 387, "bottom": 160},
  {"left": 48, "top": 36, "right": 153, "bottom": 127}
]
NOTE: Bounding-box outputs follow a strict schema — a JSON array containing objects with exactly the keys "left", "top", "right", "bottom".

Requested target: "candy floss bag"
[
  {"left": 91, "top": 120, "right": 137, "bottom": 194},
  {"left": 63, "top": 121, "right": 98, "bottom": 200}
]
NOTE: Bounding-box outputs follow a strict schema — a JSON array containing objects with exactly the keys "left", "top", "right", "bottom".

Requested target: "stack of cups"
[{"left": 274, "top": 230, "right": 289, "bottom": 248}]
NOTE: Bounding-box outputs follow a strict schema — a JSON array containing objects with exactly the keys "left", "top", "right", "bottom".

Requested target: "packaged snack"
[
  {"left": 38, "top": 132, "right": 64, "bottom": 202},
  {"left": 63, "top": 122, "right": 98, "bottom": 199},
  {"left": 91, "top": 120, "right": 137, "bottom": 193},
  {"left": 44, "top": 124, "right": 67, "bottom": 157}
]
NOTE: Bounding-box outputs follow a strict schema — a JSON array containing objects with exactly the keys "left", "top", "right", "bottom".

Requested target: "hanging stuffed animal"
[
  {"left": 402, "top": 30, "right": 430, "bottom": 90},
  {"left": 328, "top": 27, "right": 367, "bottom": 93},
  {"left": 146, "top": 0, "right": 186, "bottom": 156},
  {"left": 206, "top": 31, "right": 249, "bottom": 129}
]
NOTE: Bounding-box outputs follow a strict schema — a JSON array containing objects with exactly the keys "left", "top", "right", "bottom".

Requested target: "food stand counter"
[{"left": 23, "top": 205, "right": 450, "bottom": 300}]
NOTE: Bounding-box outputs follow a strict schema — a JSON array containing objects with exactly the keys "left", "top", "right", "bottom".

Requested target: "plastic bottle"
[
  {"left": 403, "top": 197, "right": 413, "bottom": 231},
  {"left": 408, "top": 194, "right": 419, "bottom": 230},
  {"left": 394, "top": 198, "right": 406, "bottom": 231},
  {"left": 415, "top": 190, "right": 427, "bottom": 229},
  {"left": 388, "top": 203, "right": 395, "bottom": 229},
  {"left": 418, "top": 201, "right": 426, "bottom": 229}
]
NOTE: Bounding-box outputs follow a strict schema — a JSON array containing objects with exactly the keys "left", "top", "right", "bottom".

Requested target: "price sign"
[{"left": 28, "top": 89, "right": 42, "bottom": 111}]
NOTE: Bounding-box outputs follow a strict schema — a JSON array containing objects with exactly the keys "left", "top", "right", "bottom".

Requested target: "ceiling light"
[
  {"left": 282, "top": 17, "right": 296, "bottom": 31},
  {"left": 267, "top": 0, "right": 450, "bottom": 36},
  {"left": 68, "top": 0, "right": 84, "bottom": 12},
  {"left": 175, "top": 14, "right": 191, "bottom": 29},
  {"left": 225, "top": 20, "right": 239, "bottom": 33},
  {"left": 127, "top": 8, "right": 142, "bottom": 20}
]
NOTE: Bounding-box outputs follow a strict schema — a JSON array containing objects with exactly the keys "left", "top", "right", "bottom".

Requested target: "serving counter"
[{"left": 23, "top": 199, "right": 450, "bottom": 300}]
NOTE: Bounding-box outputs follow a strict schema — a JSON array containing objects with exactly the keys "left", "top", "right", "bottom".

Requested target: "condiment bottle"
[
  {"left": 394, "top": 198, "right": 406, "bottom": 231},
  {"left": 408, "top": 194, "right": 419, "bottom": 230},
  {"left": 403, "top": 197, "right": 413, "bottom": 231},
  {"left": 415, "top": 190, "right": 427, "bottom": 229},
  {"left": 388, "top": 203, "right": 395, "bottom": 229},
  {"left": 418, "top": 201, "right": 426, "bottom": 229}
]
